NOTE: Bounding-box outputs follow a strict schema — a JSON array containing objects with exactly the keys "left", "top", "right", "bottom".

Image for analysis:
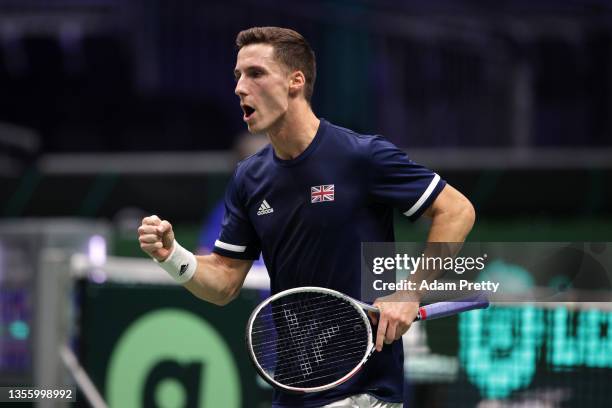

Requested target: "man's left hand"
[{"left": 368, "top": 292, "right": 419, "bottom": 352}]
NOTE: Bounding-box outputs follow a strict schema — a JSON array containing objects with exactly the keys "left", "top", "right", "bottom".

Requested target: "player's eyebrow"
[{"left": 234, "top": 64, "right": 267, "bottom": 79}]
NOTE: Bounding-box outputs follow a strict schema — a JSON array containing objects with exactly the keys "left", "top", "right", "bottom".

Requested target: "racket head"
[{"left": 246, "top": 286, "right": 375, "bottom": 393}]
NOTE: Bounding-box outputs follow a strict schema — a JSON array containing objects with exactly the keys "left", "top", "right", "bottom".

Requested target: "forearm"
[
  {"left": 139, "top": 216, "right": 251, "bottom": 305},
  {"left": 184, "top": 254, "right": 250, "bottom": 306}
]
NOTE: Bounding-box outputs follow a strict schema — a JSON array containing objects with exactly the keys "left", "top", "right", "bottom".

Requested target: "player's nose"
[{"left": 235, "top": 76, "right": 247, "bottom": 97}]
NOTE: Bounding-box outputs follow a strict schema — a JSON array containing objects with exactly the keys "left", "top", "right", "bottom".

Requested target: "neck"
[{"left": 266, "top": 101, "right": 320, "bottom": 160}]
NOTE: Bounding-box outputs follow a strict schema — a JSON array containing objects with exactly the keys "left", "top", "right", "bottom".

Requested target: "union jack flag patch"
[{"left": 311, "top": 184, "right": 335, "bottom": 203}]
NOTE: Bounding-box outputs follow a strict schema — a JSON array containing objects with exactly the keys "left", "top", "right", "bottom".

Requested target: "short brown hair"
[{"left": 236, "top": 27, "right": 316, "bottom": 103}]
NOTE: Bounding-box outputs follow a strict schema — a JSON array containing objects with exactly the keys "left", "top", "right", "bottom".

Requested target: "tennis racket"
[{"left": 246, "top": 286, "right": 488, "bottom": 393}]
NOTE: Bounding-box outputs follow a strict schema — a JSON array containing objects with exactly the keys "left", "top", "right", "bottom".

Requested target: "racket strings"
[
  {"left": 259, "top": 293, "right": 330, "bottom": 309},
  {"left": 273, "top": 351, "right": 366, "bottom": 385},
  {"left": 251, "top": 296, "right": 355, "bottom": 324},
  {"left": 252, "top": 312, "right": 364, "bottom": 338},
  {"left": 270, "top": 345, "right": 369, "bottom": 376},
  {"left": 254, "top": 324, "right": 367, "bottom": 352},
  {"left": 253, "top": 319, "right": 365, "bottom": 361},
  {"left": 252, "top": 303, "right": 358, "bottom": 331},
  {"left": 256, "top": 331, "right": 368, "bottom": 360},
  {"left": 252, "top": 302, "right": 361, "bottom": 346},
  {"left": 252, "top": 313, "right": 360, "bottom": 337},
  {"left": 252, "top": 298, "right": 361, "bottom": 338},
  {"left": 274, "top": 351, "right": 370, "bottom": 384}
]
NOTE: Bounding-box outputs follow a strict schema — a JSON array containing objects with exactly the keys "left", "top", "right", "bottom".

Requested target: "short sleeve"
[
  {"left": 368, "top": 136, "right": 446, "bottom": 221},
  {"left": 212, "top": 169, "right": 262, "bottom": 260}
]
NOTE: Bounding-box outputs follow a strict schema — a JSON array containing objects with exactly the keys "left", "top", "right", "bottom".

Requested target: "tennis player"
[{"left": 138, "top": 27, "right": 475, "bottom": 408}]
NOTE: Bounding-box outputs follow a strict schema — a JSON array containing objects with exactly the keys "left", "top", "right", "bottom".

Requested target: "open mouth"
[{"left": 242, "top": 104, "right": 256, "bottom": 120}]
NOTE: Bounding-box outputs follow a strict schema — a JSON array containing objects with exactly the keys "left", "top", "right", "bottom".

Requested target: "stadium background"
[{"left": 1, "top": 0, "right": 611, "bottom": 407}]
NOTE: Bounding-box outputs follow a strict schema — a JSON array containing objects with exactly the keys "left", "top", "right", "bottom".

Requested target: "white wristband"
[{"left": 155, "top": 240, "right": 197, "bottom": 284}]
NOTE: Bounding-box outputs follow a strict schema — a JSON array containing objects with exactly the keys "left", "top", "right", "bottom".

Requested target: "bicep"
[
  {"left": 200, "top": 252, "right": 253, "bottom": 287},
  {"left": 187, "top": 252, "right": 253, "bottom": 292},
  {"left": 212, "top": 252, "right": 253, "bottom": 283},
  {"left": 185, "top": 253, "right": 254, "bottom": 305}
]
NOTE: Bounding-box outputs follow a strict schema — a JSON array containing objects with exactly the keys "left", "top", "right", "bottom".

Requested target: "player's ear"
[{"left": 288, "top": 71, "right": 306, "bottom": 97}]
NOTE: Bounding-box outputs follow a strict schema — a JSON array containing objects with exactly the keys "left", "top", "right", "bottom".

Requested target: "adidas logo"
[
  {"left": 257, "top": 199, "right": 274, "bottom": 216},
  {"left": 179, "top": 264, "right": 188, "bottom": 276}
]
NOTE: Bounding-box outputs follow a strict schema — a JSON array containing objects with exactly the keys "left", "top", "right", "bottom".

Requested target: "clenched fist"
[{"left": 138, "top": 215, "right": 175, "bottom": 261}]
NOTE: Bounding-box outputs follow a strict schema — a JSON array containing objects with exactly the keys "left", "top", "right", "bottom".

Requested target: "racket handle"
[{"left": 416, "top": 293, "right": 489, "bottom": 321}]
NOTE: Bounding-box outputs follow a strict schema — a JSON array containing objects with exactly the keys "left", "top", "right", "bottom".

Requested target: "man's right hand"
[{"left": 138, "top": 215, "right": 175, "bottom": 261}]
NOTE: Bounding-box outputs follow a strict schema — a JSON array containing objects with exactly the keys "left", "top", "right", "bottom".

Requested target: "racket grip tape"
[{"left": 416, "top": 294, "right": 489, "bottom": 321}]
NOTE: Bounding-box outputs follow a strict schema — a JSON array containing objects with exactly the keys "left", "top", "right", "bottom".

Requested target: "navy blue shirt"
[{"left": 213, "top": 119, "right": 446, "bottom": 407}]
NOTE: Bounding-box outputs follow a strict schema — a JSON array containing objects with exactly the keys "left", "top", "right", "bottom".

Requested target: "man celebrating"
[{"left": 138, "top": 27, "right": 475, "bottom": 408}]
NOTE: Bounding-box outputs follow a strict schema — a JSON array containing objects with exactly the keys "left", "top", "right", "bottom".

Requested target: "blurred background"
[{"left": 1, "top": 0, "right": 611, "bottom": 407}]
